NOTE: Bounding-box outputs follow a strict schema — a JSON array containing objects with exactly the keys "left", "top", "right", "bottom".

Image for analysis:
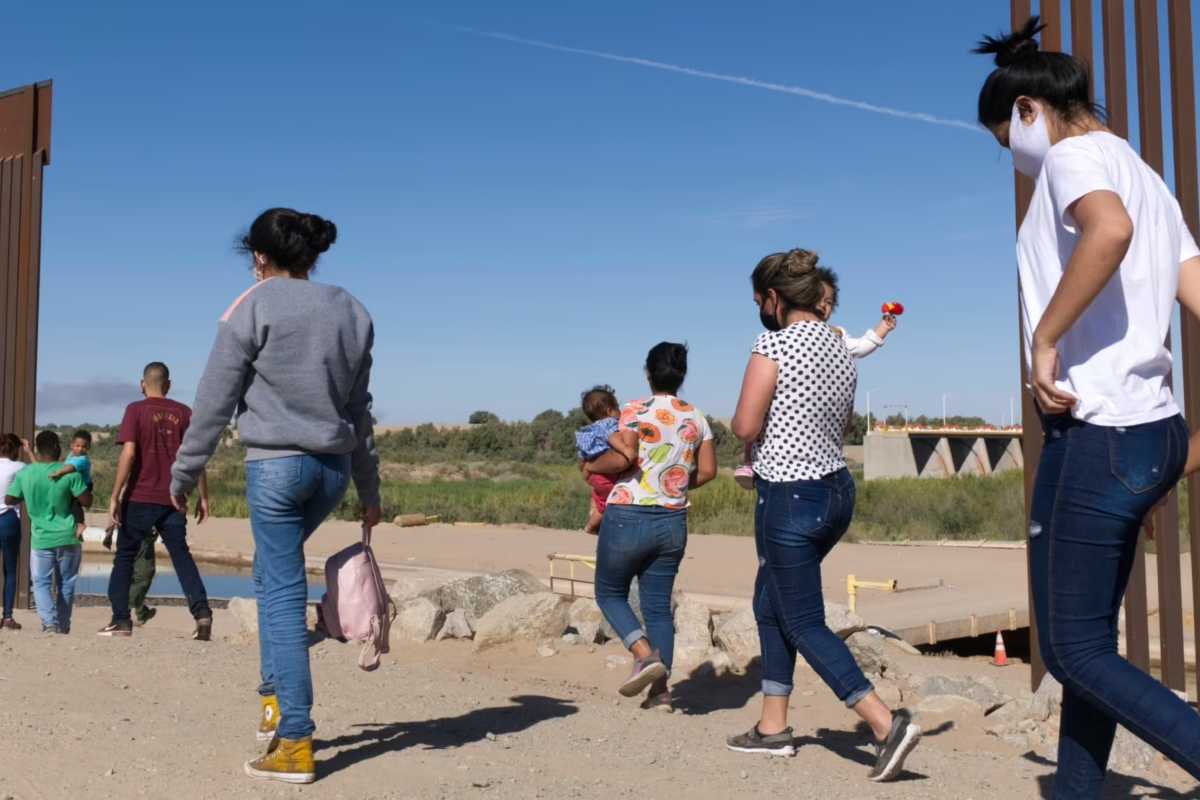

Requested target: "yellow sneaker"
[
  {"left": 244, "top": 736, "right": 315, "bottom": 784},
  {"left": 257, "top": 695, "right": 280, "bottom": 742}
]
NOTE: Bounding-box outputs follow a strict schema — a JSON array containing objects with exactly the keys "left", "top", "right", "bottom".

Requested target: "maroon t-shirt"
[{"left": 117, "top": 397, "right": 192, "bottom": 507}]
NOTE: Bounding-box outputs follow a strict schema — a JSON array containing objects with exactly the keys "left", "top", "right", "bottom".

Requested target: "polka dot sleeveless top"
[{"left": 750, "top": 321, "right": 857, "bottom": 482}]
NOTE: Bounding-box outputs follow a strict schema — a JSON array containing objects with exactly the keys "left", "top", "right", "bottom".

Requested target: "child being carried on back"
[
  {"left": 576, "top": 386, "right": 636, "bottom": 534},
  {"left": 735, "top": 292, "right": 901, "bottom": 489}
]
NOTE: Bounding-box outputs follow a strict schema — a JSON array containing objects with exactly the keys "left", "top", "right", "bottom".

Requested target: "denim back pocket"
[
  {"left": 769, "top": 483, "right": 833, "bottom": 542},
  {"left": 249, "top": 457, "right": 303, "bottom": 492},
  {"left": 1108, "top": 424, "right": 1169, "bottom": 495}
]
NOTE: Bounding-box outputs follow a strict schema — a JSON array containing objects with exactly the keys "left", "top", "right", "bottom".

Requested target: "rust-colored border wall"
[{"left": 0, "top": 81, "right": 51, "bottom": 608}]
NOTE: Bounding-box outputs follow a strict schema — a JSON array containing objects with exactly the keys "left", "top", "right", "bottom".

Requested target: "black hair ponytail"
[{"left": 973, "top": 15, "right": 1103, "bottom": 128}]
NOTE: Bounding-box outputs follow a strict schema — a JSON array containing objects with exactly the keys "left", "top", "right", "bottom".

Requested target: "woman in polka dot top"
[{"left": 724, "top": 249, "right": 920, "bottom": 781}]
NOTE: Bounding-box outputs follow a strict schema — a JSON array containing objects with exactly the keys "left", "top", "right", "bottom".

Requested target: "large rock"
[
  {"left": 393, "top": 597, "right": 445, "bottom": 643},
  {"left": 915, "top": 674, "right": 1009, "bottom": 713},
  {"left": 1030, "top": 673, "right": 1062, "bottom": 719},
  {"left": 713, "top": 606, "right": 759, "bottom": 668},
  {"left": 227, "top": 597, "right": 258, "bottom": 634},
  {"left": 672, "top": 598, "right": 715, "bottom": 666},
  {"left": 567, "top": 598, "right": 606, "bottom": 645},
  {"left": 1110, "top": 726, "right": 1163, "bottom": 776},
  {"left": 824, "top": 602, "right": 865, "bottom": 639},
  {"left": 916, "top": 694, "right": 987, "bottom": 717},
  {"left": 420, "top": 570, "right": 545, "bottom": 622},
  {"left": 436, "top": 608, "right": 475, "bottom": 641},
  {"left": 474, "top": 592, "right": 569, "bottom": 651},
  {"left": 846, "top": 631, "right": 888, "bottom": 677}
]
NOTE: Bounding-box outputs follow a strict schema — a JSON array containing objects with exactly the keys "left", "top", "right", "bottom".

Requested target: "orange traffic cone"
[{"left": 992, "top": 631, "right": 1009, "bottom": 667}]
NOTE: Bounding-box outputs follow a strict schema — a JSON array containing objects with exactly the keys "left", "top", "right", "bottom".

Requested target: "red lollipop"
[{"left": 881, "top": 301, "right": 905, "bottom": 316}]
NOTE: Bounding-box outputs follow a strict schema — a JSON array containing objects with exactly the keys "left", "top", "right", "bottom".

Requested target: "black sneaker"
[
  {"left": 619, "top": 652, "right": 668, "bottom": 697},
  {"left": 193, "top": 616, "right": 213, "bottom": 642},
  {"left": 136, "top": 606, "right": 157, "bottom": 626},
  {"left": 726, "top": 725, "right": 796, "bottom": 757},
  {"left": 869, "top": 709, "right": 921, "bottom": 782},
  {"left": 97, "top": 621, "right": 133, "bottom": 637},
  {"left": 41, "top": 624, "right": 60, "bottom": 635},
  {"left": 640, "top": 678, "right": 674, "bottom": 712}
]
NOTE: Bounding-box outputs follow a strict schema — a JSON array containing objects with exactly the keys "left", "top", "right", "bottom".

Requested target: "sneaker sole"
[
  {"left": 97, "top": 630, "right": 132, "bottom": 637},
  {"left": 243, "top": 762, "right": 315, "bottom": 784},
  {"left": 870, "top": 724, "right": 921, "bottom": 783},
  {"left": 256, "top": 730, "right": 277, "bottom": 742},
  {"left": 619, "top": 661, "right": 668, "bottom": 697},
  {"left": 725, "top": 743, "right": 796, "bottom": 757}
]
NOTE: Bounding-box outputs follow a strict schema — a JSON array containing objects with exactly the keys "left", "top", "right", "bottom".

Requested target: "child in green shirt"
[{"left": 4, "top": 431, "right": 93, "bottom": 633}]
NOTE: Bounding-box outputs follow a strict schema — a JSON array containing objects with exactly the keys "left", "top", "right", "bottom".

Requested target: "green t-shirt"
[{"left": 5, "top": 463, "right": 88, "bottom": 549}]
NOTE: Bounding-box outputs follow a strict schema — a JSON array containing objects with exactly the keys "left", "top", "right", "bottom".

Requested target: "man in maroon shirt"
[{"left": 100, "top": 362, "right": 212, "bottom": 639}]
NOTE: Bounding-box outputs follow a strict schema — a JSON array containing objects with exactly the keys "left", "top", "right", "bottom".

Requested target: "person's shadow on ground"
[
  {"left": 314, "top": 695, "right": 579, "bottom": 778},
  {"left": 669, "top": 658, "right": 763, "bottom": 715},
  {"left": 1023, "top": 752, "right": 1195, "bottom": 799}
]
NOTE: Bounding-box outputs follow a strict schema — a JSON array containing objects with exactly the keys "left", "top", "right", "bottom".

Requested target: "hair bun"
[
  {"left": 783, "top": 249, "right": 819, "bottom": 274},
  {"left": 974, "top": 15, "right": 1044, "bottom": 68},
  {"left": 299, "top": 213, "right": 337, "bottom": 254}
]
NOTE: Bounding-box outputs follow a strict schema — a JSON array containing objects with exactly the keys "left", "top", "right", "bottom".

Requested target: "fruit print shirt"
[{"left": 606, "top": 395, "right": 714, "bottom": 510}]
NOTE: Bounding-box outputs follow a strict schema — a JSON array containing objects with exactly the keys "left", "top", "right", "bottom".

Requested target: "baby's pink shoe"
[{"left": 734, "top": 465, "right": 755, "bottom": 491}]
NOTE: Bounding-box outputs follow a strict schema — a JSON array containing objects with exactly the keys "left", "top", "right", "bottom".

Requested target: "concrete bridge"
[{"left": 864, "top": 429, "right": 1024, "bottom": 481}]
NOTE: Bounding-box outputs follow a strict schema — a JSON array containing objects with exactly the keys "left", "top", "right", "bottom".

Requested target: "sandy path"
[{"left": 5, "top": 604, "right": 1193, "bottom": 799}]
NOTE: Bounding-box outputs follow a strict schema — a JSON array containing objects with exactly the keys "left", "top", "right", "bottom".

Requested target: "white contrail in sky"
[{"left": 454, "top": 26, "right": 982, "bottom": 134}]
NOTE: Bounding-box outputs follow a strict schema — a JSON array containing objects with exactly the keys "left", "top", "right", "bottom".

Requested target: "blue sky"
[{"left": 6, "top": 1, "right": 1196, "bottom": 426}]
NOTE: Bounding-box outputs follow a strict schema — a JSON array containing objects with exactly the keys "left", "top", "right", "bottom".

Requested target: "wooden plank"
[{"left": 1167, "top": 0, "right": 1200, "bottom": 694}]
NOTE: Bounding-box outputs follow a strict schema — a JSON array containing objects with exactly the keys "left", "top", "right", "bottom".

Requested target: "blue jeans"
[
  {"left": 31, "top": 544, "right": 82, "bottom": 632},
  {"left": 247, "top": 454, "right": 350, "bottom": 740},
  {"left": 594, "top": 504, "right": 687, "bottom": 672},
  {"left": 1031, "top": 413, "right": 1200, "bottom": 798},
  {"left": 110, "top": 502, "right": 210, "bottom": 623},
  {"left": 0, "top": 510, "right": 19, "bottom": 618},
  {"left": 754, "top": 469, "right": 872, "bottom": 706}
]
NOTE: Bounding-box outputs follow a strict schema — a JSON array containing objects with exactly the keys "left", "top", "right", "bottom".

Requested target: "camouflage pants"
[{"left": 129, "top": 532, "right": 157, "bottom": 619}]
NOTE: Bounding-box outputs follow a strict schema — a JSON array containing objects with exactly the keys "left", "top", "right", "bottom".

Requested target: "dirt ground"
[{"left": 1, "top": 605, "right": 1195, "bottom": 800}]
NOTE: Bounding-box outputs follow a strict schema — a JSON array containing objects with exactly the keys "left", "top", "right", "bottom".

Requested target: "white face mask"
[{"left": 1010, "top": 101, "right": 1051, "bottom": 178}]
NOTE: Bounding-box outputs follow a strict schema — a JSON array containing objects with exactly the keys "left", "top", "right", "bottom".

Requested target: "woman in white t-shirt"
[
  {"left": 976, "top": 17, "right": 1200, "bottom": 796},
  {"left": 0, "top": 433, "right": 31, "bottom": 630}
]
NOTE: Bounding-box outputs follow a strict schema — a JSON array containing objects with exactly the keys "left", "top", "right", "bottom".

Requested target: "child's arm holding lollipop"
[{"left": 840, "top": 301, "right": 904, "bottom": 359}]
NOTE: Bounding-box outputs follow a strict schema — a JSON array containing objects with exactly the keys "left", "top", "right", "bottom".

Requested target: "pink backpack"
[{"left": 317, "top": 525, "right": 395, "bottom": 671}]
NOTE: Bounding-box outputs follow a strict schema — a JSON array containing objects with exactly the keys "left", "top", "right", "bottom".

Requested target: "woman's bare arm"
[{"left": 731, "top": 354, "right": 778, "bottom": 442}]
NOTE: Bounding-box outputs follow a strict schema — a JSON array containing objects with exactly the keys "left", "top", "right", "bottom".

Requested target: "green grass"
[
  {"left": 71, "top": 429, "right": 1189, "bottom": 543},
  {"left": 202, "top": 462, "right": 1029, "bottom": 540}
]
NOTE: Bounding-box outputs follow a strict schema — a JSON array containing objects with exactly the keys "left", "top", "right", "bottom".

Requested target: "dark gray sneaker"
[
  {"left": 726, "top": 726, "right": 796, "bottom": 757},
  {"left": 869, "top": 709, "right": 921, "bottom": 782},
  {"left": 619, "top": 652, "right": 668, "bottom": 698}
]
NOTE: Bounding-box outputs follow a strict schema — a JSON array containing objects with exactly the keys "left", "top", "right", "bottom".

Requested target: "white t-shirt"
[
  {"left": 1017, "top": 132, "right": 1200, "bottom": 426},
  {"left": 0, "top": 458, "right": 25, "bottom": 516},
  {"left": 751, "top": 321, "right": 857, "bottom": 482}
]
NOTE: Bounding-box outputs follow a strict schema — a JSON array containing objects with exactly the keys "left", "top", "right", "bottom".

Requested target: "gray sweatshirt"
[{"left": 170, "top": 277, "right": 381, "bottom": 507}]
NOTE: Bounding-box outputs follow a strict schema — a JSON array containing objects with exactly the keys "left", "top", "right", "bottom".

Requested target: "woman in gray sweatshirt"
[{"left": 170, "top": 208, "right": 381, "bottom": 785}]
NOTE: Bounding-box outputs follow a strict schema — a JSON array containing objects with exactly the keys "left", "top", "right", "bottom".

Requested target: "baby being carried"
[{"left": 575, "top": 386, "right": 636, "bottom": 534}]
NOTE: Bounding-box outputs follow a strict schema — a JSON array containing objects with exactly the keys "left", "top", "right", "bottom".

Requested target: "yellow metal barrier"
[
  {"left": 548, "top": 553, "right": 597, "bottom": 597},
  {"left": 846, "top": 574, "right": 898, "bottom": 614}
]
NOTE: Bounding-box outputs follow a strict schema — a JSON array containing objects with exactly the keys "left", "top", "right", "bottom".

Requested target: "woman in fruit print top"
[{"left": 582, "top": 341, "right": 716, "bottom": 709}]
